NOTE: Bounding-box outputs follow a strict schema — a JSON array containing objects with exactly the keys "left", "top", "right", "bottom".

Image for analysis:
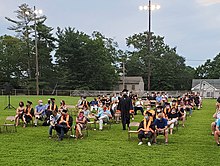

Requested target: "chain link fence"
[{"left": 0, "top": 89, "right": 189, "bottom": 97}]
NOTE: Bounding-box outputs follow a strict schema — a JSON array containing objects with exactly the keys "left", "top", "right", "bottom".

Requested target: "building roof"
[
  {"left": 192, "top": 79, "right": 220, "bottom": 89},
  {"left": 119, "top": 76, "right": 144, "bottom": 84}
]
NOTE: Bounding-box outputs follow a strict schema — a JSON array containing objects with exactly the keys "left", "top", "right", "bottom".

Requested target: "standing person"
[{"left": 117, "top": 89, "right": 134, "bottom": 130}]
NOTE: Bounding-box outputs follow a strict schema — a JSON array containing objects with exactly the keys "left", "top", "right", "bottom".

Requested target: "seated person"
[
  {"left": 34, "top": 100, "right": 46, "bottom": 127},
  {"left": 55, "top": 109, "right": 72, "bottom": 141},
  {"left": 82, "top": 105, "right": 90, "bottom": 121},
  {"left": 214, "top": 118, "right": 220, "bottom": 146},
  {"left": 137, "top": 111, "right": 155, "bottom": 146},
  {"left": 15, "top": 101, "right": 25, "bottom": 126},
  {"left": 45, "top": 98, "right": 58, "bottom": 121},
  {"left": 58, "top": 100, "right": 67, "bottom": 113},
  {"left": 154, "top": 105, "right": 164, "bottom": 119},
  {"left": 75, "top": 111, "right": 87, "bottom": 139},
  {"left": 95, "top": 105, "right": 112, "bottom": 130},
  {"left": 185, "top": 100, "right": 193, "bottom": 117},
  {"left": 134, "top": 98, "right": 144, "bottom": 115},
  {"left": 211, "top": 107, "right": 220, "bottom": 135},
  {"left": 178, "top": 103, "right": 186, "bottom": 127},
  {"left": 48, "top": 110, "right": 61, "bottom": 139},
  {"left": 90, "top": 98, "right": 98, "bottom": 112},
  {"left": 167, "top": 107, "right": 179, "bottom": 135},
  {"left": 153, "top": 113, "right": 168, "bottom": 144},
  {"left": 23, "top": 101, "right": 34, "bottom": 128},
  {"left": 163, "top": 103, "right": 171, "bottom": 118}
]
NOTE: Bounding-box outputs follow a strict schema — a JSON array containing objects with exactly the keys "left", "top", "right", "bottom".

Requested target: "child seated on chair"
[{"left": 75, "top": 111, "right": 87, "bottom": 139}]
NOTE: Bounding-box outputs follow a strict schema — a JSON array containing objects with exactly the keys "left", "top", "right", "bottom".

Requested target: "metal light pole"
[
  {"left": 147, "top": 0, "right": 151, "bottom": 91},
  {"left": 139, "top": 1, "right": 160, "bottom": 91},
  {"left": 33, "top": 6, "right": 42, "bottom": 95}
]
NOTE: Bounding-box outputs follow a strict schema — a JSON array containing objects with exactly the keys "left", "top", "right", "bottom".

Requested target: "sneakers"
[
  {"left": 70, "top": 135, "right": 76, "bottom": 138},
  {"left": 147, "top": 142, "right": 151, "bottom": 146},
  {"left": 34, "top": 124, "right": 37, "bottom": 127},
  {"left": 48, "top": 136, "right": 52, "bottom": 139},
  {"left": 138, "top": 142, "right": 143, "bottom": 145},
  {"left": 132, "top": 118, "right": 134, "bottom": 120},
  {"left": 217, "top": 143, "right": 220, "bottom": 146}
]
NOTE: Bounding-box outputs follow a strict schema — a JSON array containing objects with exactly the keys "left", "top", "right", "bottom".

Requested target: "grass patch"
[{"left": 0, "top": 96, "right": 219, "bottom": 166}]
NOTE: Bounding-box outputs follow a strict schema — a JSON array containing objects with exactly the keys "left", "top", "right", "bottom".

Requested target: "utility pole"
[
  {"left": 122, "top": 61, "right": 125, "bottom": 89},
  {"left": 147, "top": 0, "right": 151, "bottom": 91},
  {"left": 34, "top": 6, "right": 39, "bottom": 95}
]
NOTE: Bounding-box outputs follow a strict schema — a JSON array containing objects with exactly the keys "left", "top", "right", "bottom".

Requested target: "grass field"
[{"left": 0, "top": 96, "right": 219, "bottom": 166}]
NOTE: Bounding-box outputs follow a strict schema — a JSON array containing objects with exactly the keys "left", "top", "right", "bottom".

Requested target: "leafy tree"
[
  {"left": 55, "top": 28, "right": 118, "bottom": 90},
  {"left": 5, "top": 3, "right": 56, "bottom": 90},
  {"left": 0, "top": 35, "right": 26, "bottom": 88},
  {"left": 195, "top": 53, "right": 220, "bottom": 79},
  {"left": 126, "top": 32, "right": 194, "bottom": 90}
]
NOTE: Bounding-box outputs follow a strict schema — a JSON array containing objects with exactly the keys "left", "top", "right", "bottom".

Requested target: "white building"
[
  {"left": 118, "top": 76, "right": 144, "bottom": 94},
  {"left": 191, "top": 79, "right": 220, "bottom": 98}
]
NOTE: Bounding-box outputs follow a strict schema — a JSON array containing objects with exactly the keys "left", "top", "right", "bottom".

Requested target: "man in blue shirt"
[
  {"left": 34, "top": 100, "right": 46, "bottom": 127},
  {"left": 153, "top": 113, "right": 168, "bottom": 144},
  {"left": 214, "top": 118, "right": 220, "bottom": 146}
]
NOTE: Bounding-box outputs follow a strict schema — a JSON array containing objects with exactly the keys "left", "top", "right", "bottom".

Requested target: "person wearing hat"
[
  {"left": 45, "top": 98, "right": 58, "bottom": 122},
  {"left": 23, "top": 101, "right": 34, "bottom": 128},
  {"left": 75, "top": 111, "right": 87, "bottom": 139},
  {"left": 117, "top": 89, "right": 134, "bottom": 130},
  {"left": 153, "top": 113, "right": 168, "bottom": 145},
  {"left": 56, "top": 109, "right": 72, "bottom": 141},
  {"left": 34, "top": 100, "right": 46, "bottom": 127},
  {"left": 137, "top": 111, "right": 155, "bottom": 146}
]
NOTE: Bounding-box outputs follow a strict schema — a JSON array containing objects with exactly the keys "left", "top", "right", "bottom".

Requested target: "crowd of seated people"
[
  {"left": 136, "top": 92, "right": 202, "bottom": 146},
  {"left": 13, "top": 91, "right": 202, "bottom": 143}
]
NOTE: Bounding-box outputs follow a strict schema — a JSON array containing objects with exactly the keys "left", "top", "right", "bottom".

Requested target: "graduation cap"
[
  {"left": 165, "top": 102, "right": 170, "bottom": 106},
  {"left": 122, "top": 89, "right": 128, "bottom": 93},
  {"left": 156, "top": 105, "right": 163, "bottom": 109},
  {"left": 27, "top": 101, "right": 32, "bottom": 105},
  {"left": 62, "top": 109, "right": 68, "bottom": 113}
]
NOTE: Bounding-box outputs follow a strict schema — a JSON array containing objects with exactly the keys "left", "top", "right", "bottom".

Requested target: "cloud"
[{"left": 197, "top": 0, "right": 220, "bottom": 6}]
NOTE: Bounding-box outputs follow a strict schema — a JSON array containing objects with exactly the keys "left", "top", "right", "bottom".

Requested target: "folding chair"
[
  {"left": 2, "top": 116, "right": 17, "bottom": 133},
  {"left": 128, "top": 122, "right": 140, "bottom": 140}
]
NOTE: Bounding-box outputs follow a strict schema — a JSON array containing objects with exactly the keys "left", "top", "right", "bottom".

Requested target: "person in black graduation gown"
[{"left": 117, "top": 89, "right": 133, "bottom": 130}]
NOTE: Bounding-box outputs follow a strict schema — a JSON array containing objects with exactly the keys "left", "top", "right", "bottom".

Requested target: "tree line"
[{"left": 0, "top": 3, "right": 219, "bottom": 91}]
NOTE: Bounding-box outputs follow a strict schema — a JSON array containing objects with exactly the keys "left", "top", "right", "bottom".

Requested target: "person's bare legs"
[
  {"left": 164, "top": 130, "right": 168, "bottom": 143},
  {"left": 211, "top": 122, "right": 216, "bottom": 135},
  {"left": 15, "top": 115, "right": 19, "bottom": 126},
  {"left": 214, "top": 131, "right": 220, "bottom": 145}
]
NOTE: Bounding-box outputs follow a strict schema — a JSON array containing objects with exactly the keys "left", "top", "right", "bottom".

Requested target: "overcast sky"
[{"left": 1, "top": 0, "right": 220, "bottom": 67}]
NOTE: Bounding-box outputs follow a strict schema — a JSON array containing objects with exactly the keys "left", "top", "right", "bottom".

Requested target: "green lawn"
[{"left": 0, "top": 96, "right": 219, "bottom": 166}]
